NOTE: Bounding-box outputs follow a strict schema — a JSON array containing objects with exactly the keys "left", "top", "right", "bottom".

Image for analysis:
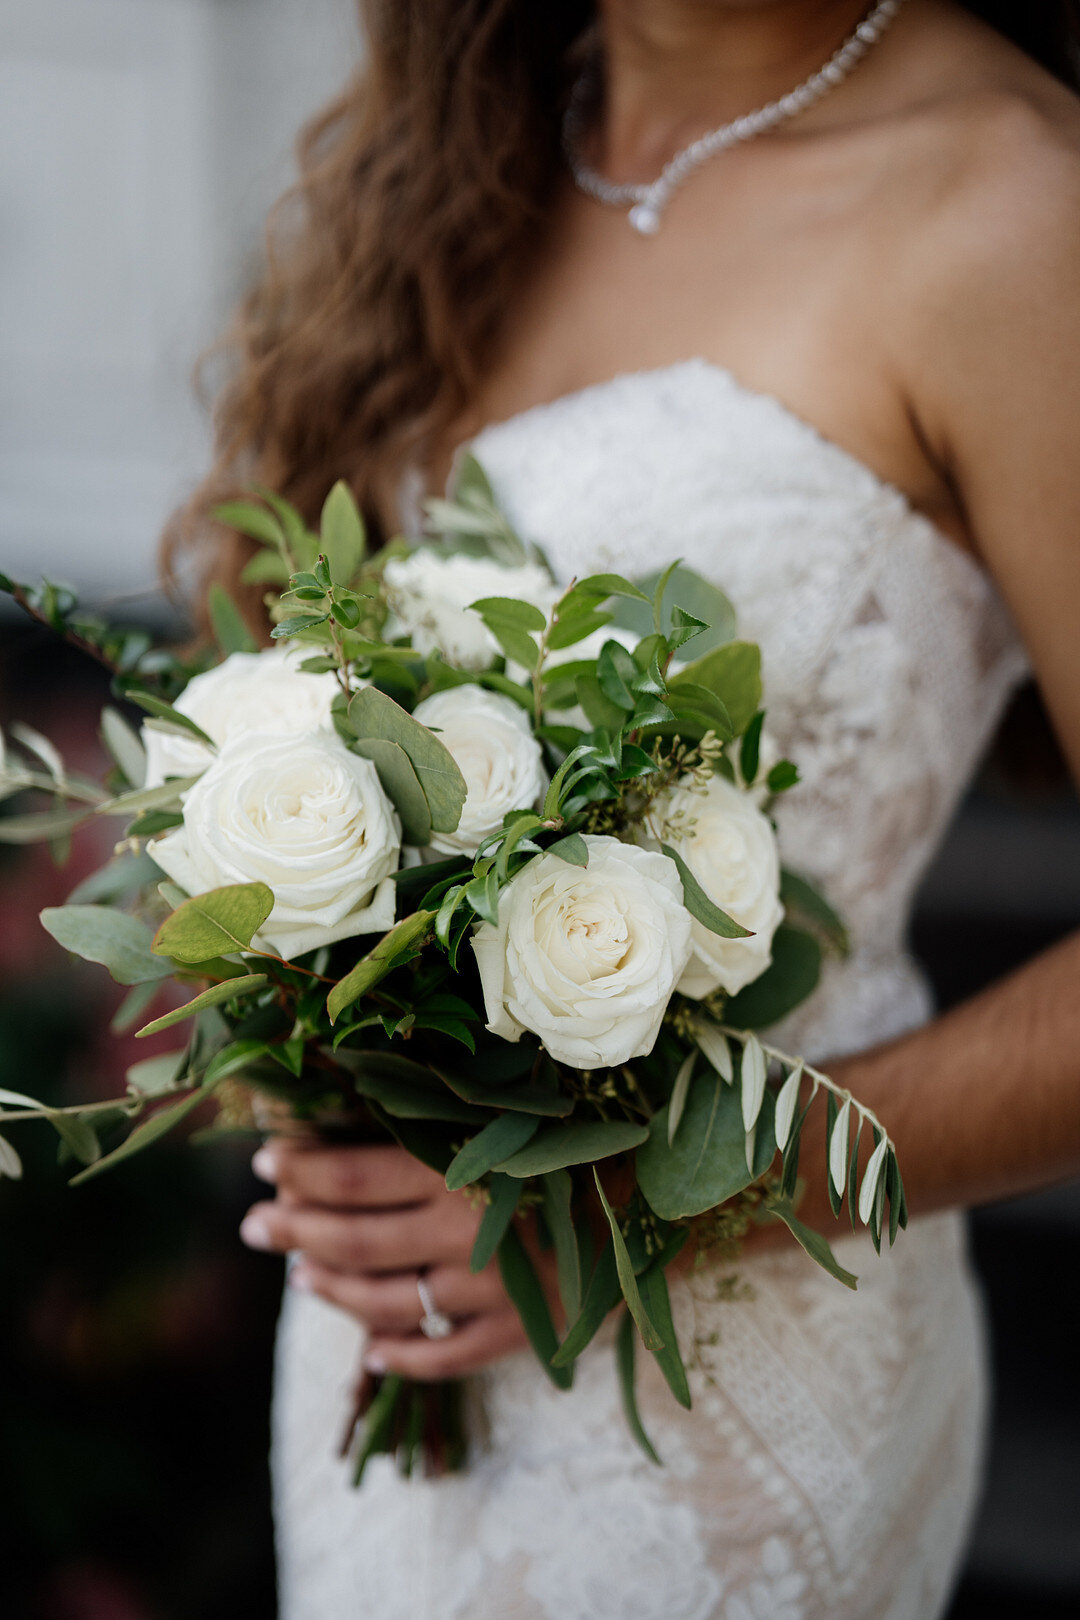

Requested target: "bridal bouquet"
[{"left": 0, "top": 458, "right": 905, "bottom": 1478}]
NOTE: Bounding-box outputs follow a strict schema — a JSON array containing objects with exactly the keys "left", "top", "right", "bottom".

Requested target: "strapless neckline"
[{"left": 470, "top": 355, "right": 988, "bottom": 596}]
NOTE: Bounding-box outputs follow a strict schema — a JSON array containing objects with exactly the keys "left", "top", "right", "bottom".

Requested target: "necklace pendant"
[{"left": 628, "top": 202, "right": 661, "bottom": 236}]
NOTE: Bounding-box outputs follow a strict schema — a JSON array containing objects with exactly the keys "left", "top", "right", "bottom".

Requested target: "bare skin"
[{"left": 241, "top": 0, "right": 1080, "bottom": 1380}]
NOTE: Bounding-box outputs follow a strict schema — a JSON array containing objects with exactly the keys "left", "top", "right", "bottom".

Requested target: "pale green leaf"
[{"left": 41, "top": 905, "right": 173, "bottom": 985}]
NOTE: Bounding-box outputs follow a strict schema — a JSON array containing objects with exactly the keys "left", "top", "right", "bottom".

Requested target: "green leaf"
[
  {"left": 151, "top": 883, "right": 274, "bottom": 963},
  {"left": 637, "top": 1069, "right": 776, "bottom": 1220},
  {"left": 767, "top": 760, "right": 800, "bottom": 795},
  {"left": 100, "top": 707, "right": 147, "bottom": 788},
  {"left": 348, "top": 687, "right": 467, "bottom": 836},
  {"left": 470, "top": 1173, "right": 520, "bottom": 1273},
  {"left": 48, "top": 1112, "right": 102, "bottom": 1166},
  {"left": 469, "top": 595, "right": 548, "bottom": 633},
  {"left": 667, "top": 1050, "right": 696, "bottom": 1146},
  {"left": 669, "top": 641, "right": 761, "bottom": 734},
  {"left": 66, "top": 850, "right": 160, "bottom": 906},
  {"left": 596, "top": 640, "right": 638, "bottom": 710},
  {"left": 40, "top": 905, "right": 173, "bottom": 985},
  {"left": 0, "top": 808, "right": 90, "bottom": 844},
  {"left": 766, "top": 1197, "right": 859, "bottom": 1289},
  {"left": 126, "top": 1050, "right": 188, "bottom": 1096},
  {"left": 213, "top": 499, "right": 287, "bottom": 552},
  {"left": 779, "top": 869, "right": 850, "bottom": 958},
  {"left": 208, "top": 583, "right": 258, "bottom": 655},
  {"left": 444, "top": 1112, "right": 540, "bottom": 1191},
  {"left": 546, "top": 832, "right": 589, "bottom": 867},
  {"left": 70, "top": 1084, "right": 219, "bottom": 1186},
  {"left": 723, "top": 925, "right": 821, "bottom": 1029},
  {"left": 319, "top": 481, "right": 367, "bottom": 582},
  {"left": 497, "top": 1223, "right": 573, "bottom": 1389},
  {"left": 335, "top": 1050, "right": 487, "bottom": 1124},
  {"left": 327, "top": 910, "right": 435, "bottom": 1023},
  {"left": 134, "top": 974, "right": 268, "bottom": 1038},
  {"left": 615, "top": 1309, "right": 662, "bottom": 1464},
  {"left": 496, "top": 1118, "right": 648, "bottom": 1178},
  {"left": 434, "top": 1061, "right": 573, "bottom": 1118},
  {"left": 351, "top": 737, "right": 432, "bottom": 846},
  {"left": 542, "top": 1169, "right": 583, "bottom": 1325},
  {"left": 95, "top": 774, "right": 204, "bottom": 819},
  {"left": 551, "top": 1237, "right": 621, "bottom": 1367},
  {"left": 110, "top": 980, "right": 163, "bottom": 1035},
  {"left": 661, "top": 844, "right": 752, "bottom": 939},
  {"left": 126, "top": 692, "right": 214, "bottom": 746},
  {"left": 638, "top": 1243, "right": 692, "bottom": 1408},
  {"left": 593, "top": 1171, "right": 664, "bottom": 1351},
  {"left": 240, "top": 549, "right": 291, "bottom": 586},
  {"left": 740, "top": 710, "right": 765, "bottom": 786},
  {"left": 271, "top": 613, "right": 329, "bottom": 640},
  {"left": 572, "top": 672, "right": 624, "bottom": 731}
]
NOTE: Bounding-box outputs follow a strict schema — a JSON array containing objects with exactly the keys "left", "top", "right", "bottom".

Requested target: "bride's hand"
[{"left": 240, "top": 1139, "right": 533, "bottom": 1377}]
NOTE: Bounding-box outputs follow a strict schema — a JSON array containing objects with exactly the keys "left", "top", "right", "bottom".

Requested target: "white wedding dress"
[{"left": 272, "top": 358, "right": 1029, "bottom": 1620}]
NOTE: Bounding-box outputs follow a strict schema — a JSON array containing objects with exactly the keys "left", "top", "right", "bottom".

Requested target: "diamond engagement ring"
[{"left": 417, "top": 1274, "right": 454, "bottom": 1340}]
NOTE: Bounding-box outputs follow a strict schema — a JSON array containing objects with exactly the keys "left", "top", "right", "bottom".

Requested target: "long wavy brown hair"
[{"left": 165, "top": 0, "right": 1080, "bottom": 613}]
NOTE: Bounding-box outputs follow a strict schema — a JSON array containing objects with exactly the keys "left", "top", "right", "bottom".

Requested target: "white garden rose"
[
  {"left": 383, "top": 551, "right": 558, "bottom": 670},
  {"left": 411, "top": 686, "right": 546, "bottom": 856},
  {"left": 149, "top": 730, "right": 400, "bottom": 959},
  {"left": 472, "top": 835, "right": 693, "bottom": 1068},
  {"left": 142, "top": 646, "right": 340, "bottom": 787},
  {"left": 646, "top": 773, "right": 783, "bottom": 999}
]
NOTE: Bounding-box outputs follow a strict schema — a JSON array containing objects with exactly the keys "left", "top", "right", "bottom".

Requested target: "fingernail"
[
  {"left": 251, "top": 1146, "right": 278, "bottom": 1184},
  {"left": 364, "top": 1348, "right": 387, "bottom": 1373},
  {"left": 239, "top": 1213, "right": 273, "bottom": 1251},
  {"left": 289, "top": 1265, "right": 315, "bottom": 1293}
]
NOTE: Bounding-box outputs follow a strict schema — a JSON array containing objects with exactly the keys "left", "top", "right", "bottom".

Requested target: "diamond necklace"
[{"left": 564, "top": 0, "right": 904, "bottom": 235}]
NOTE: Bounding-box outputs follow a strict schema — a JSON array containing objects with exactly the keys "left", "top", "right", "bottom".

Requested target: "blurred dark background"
[{"left": 1, "top": 3, "right": 1078, "bottom": 1616}]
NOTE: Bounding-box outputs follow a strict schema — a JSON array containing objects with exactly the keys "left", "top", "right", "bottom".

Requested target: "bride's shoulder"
[{"left": 887, "top": 78, "right": 1080, "bottom": 320}]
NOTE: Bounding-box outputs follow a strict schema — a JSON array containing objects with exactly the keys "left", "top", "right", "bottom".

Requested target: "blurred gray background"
[{"left": 1, "top": 3, "right": 1078, "bottom": 1617}]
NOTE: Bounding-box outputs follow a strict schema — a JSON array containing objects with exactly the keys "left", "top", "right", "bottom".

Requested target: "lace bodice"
[{"left": 273, "top": 359, "right": 1029, "bottom": 1620}]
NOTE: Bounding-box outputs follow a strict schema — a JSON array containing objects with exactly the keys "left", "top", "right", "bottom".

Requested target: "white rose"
[
  {"left": 646, "top": 773, "right": 783, "bottom": 999},
  {"left": 472, "top": 835, "right": 692, "bottom": 1068},
  {"left": 411, "top": 686, "right": 546, "bottom": 856},
  {"left": 149, "top": 730, "right": 400, "bottom": 960},
  {"left": 383, "top": 551, "right": 558, "bottom": 670},
  {"left": 143, "top": 646, "right": 340, "bottom": 787}
]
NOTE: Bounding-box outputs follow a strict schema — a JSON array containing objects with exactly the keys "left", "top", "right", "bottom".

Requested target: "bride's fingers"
[
  {"left": 287, "top": 1260, "right": 506, "bottom": 1331},
  {"left": 364, "top": 1309, "right": 529, "bottom": 1381},
  {"left": 239, "top": 1195, "right": 481, "bottom": 1270},
  {"left": 252, "top": 1139, "right": 443, "bottom": 1210}
]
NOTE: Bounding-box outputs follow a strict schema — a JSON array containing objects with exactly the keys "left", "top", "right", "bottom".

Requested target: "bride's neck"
[{"left": 594, "top": 0, "right": 887, "bottom": 176}]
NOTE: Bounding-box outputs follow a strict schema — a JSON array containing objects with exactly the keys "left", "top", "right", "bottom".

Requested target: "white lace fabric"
[{"left": 272, "top": 359, "right": 1029, "bottom": 1619}]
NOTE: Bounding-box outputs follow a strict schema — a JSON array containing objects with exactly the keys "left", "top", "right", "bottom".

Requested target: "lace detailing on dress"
[{"left": 273, "top": 358, "right": 1026, "bottom": 1619}]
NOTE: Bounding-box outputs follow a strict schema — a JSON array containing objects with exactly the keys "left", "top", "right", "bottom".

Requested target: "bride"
[{"left": 174, "top": 0, "right": 1080, "bottom": 1614}]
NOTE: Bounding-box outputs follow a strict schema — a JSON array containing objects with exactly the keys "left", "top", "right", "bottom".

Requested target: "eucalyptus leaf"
[
  {"left": 126, "top": 692, "right": 214, "bottom": 746},
  {"left": 327, "top": 910, "right": 435, "bottom": 1023},
  {"left": 496, "top": 1118, "right": 648, "bottom": 1178},
  {"left": 542, "top": 1168, "right": 583, "bottom": 1325},
  {"left": 351, "top": 737, "right": 432, "bottom": 845},
  {"left": 95, "top": 774, "right": 204, "bottom": 819},
  {"left": 723, "top": 925, "right": 821, "bottom": 1029},
  {"left": 551, "top": 1238, "right": 621, "bottom": 1367},
  {"left": 101, "top": 708, "right": 147, "bottom": 788},
  {"left": 151, "top": 883, "right": 274, "bottom": 963},
  {"left": 135, "top": 974, "right": 268, "bottom": 1038},
  {"left": 70, "top": 1083, "right": 218, "bottom": 1186},
  {"left": 41, "top": 905, "right": 173, "bottom": 985},
  {"left": 638, "top": 1256, "right": 691, "bottom": 1409},
  {"left": 637, "top": 1070, "right": 776, "bottom": 1221},
  {"left": 615, "top": 1310, "right": 662, "bottom": 1465},
  {"left": 497, "top": 1224, "right": 573, "bottom": 1390},
  {"left": 593, "top": 1171, "right": 664, "bottom": 1351},
  {"left": 470, "top": 1173, "right": 521, "bottom": 1273},
  {"left": 444, "top": 1112, "right": 540, "bottom": 1191},
  {"left": 348, "top": 687, "right": 466, "bottom": 835}
]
